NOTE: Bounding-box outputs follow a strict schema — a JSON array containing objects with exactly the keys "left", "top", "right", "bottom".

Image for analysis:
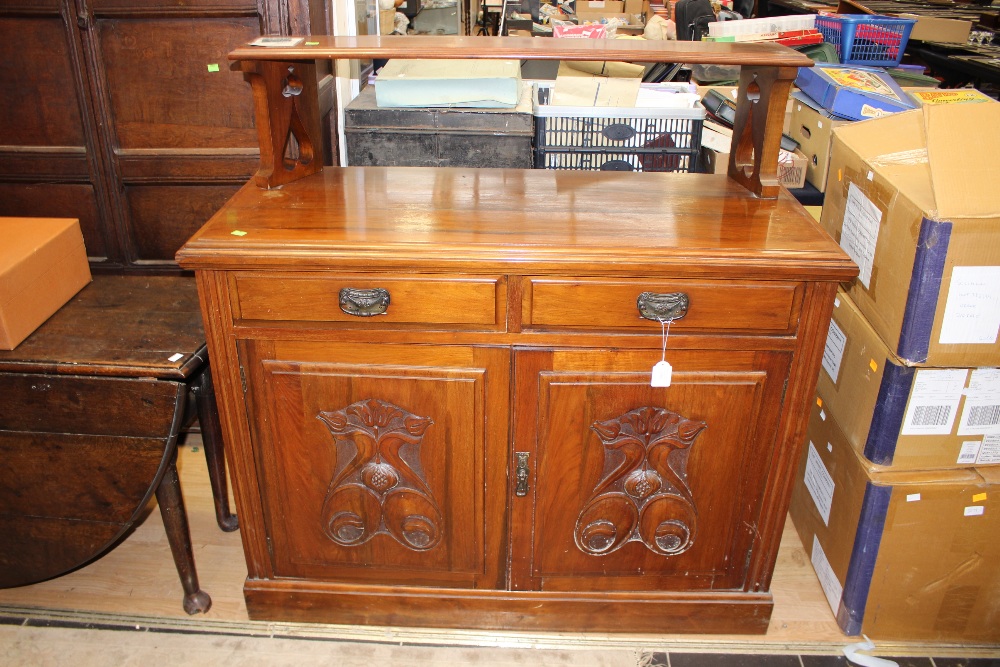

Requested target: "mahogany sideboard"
[{"left": 176, "top": 36, "right": 858, "bottom": 633}]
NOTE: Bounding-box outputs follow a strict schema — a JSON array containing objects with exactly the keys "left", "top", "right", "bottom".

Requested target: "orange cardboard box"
[{"left": 0, "top": 217, "right": 91, "bottom": 349}]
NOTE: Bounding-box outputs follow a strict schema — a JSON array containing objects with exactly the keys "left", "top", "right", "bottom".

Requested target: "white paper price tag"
[{"left": 651, "top": 360, "right": 672, "bottom": 387}]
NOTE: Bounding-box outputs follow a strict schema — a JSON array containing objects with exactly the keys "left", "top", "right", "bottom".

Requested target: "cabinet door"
[
  {"left": 511, "top": 347, "right": 791, "bottom": 592},
  {"left": 241, "top": 339, "right": 509, "bottom": 590}
]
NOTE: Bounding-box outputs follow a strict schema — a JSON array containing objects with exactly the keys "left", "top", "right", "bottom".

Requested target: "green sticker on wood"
[{"left": 207, "top": 63, "right": 220, "bottom": 72}]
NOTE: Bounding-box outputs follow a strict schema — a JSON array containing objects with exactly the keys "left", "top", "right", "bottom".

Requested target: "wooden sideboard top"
[
  {"left": 229, "top": 35, "right": 814, "bottom": 67},
  {"left": 176, "top": 166, "right": 854, "bottom": 281}
]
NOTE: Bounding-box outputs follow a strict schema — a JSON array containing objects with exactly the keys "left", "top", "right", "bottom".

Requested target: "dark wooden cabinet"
[{"left": 0, "top": 0, "right": 331, "bottom": 271}]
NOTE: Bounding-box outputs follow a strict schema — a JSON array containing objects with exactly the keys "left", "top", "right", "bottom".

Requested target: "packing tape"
[{"left": 868, "top": 148, "right": 929, "bottom": 167}]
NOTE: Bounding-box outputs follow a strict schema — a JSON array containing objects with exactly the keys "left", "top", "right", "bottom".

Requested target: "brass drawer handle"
[
  {"left": 637, "top": 291, "right": 689, "bottom": 323},
  {"left": 339, "top": 287, "right": 390, "bottom": 317}
]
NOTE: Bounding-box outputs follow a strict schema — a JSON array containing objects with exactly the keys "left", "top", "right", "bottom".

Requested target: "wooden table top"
[
  {"left": 177, "top": 167, "right": 855, "bottom": 282},
  {"left": 0, "top": 275, "right": 207, "bottom": 380}
]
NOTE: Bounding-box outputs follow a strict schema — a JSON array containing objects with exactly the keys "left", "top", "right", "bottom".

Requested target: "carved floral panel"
[
  {"left": 317, "top": 398, "right": 443, "bottom": 552},
  {"left": 575, "top": 406, "right": 707, "bottom": 557}
]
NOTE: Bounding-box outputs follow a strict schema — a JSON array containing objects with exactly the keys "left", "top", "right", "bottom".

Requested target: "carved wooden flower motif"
[
  {"left": 317, "top": 399, "right": 442, "bottom": 551},
  {"left": 576, "top": 406, "right": 707, "bottom": 557}
]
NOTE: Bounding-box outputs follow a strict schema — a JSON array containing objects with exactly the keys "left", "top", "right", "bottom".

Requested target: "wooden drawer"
[
  {"left": 524, "top": 277, "right": 801, "bottom": 334},
  {"left": 234, "top": 273, "right": 505, "bottom": 328}
]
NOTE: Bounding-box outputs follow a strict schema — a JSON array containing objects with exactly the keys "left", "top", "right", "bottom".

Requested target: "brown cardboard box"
[
  {"left": 700, "top": 146, "right": 729, "bottom": 174},
  {"left": 818, "top": 288, "right": 1000, "bottom": 470},
  {"left": 0, "top": 217, "right": 91, "bottom": 350},
  {"left": 576, "top": 0, "right": 625, "bottom": 19},
  {"left": 778, "top": 149, "right": 808, "bottom": 189},
  {"left": 788, "top": 97, "right": 850, "bottom": 192},
  {"left": 789, "top": 400, "right": 1000, "bottom": 641},
  {"left": 900, "top": 14, "right": 972, "bottom": 44},
  {"left": 821, "top": 103, "right": 1000, "bottom": 367}
]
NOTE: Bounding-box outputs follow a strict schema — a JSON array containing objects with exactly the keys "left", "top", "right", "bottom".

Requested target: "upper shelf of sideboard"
[{"left": 228, "top": 34, "right": 814, "bottom": 68}]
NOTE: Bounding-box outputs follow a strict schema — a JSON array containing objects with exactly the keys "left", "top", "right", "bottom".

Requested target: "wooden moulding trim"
[{"left": 244, "top": 580, "right": 774, "bottom": 633}]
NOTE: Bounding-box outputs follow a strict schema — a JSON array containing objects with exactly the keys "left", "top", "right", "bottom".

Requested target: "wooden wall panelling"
[
  {"left": 0, "top": 0, "right": 331, "bottom": 272},
  {"left": 0, "top": 2, "right": 119, "bottom": 264}
]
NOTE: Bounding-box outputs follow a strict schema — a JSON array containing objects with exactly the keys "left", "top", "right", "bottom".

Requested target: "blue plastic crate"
[{"left": 815, "top": 14, "right": 916, "bottom": 67}]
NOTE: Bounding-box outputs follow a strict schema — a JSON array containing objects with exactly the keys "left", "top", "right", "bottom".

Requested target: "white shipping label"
[
  {"left": 957, "top": 440, "right": 983, "bottom": 465},
  {"left": 822, "top": 320, "right": 847, "bottom": 383},
  {"left": 939, "top": 266, "right": 1000, "bottom": 345},
  {"left": 841, "top": 183, "right": 881, "bottom": 289},
  {"left": 976, "top": 433, "right": 1000, "bottom": 464},
  {"left": 964, "top": 506, "right": 985, "bottom": 517},
  {"left": 958, "top": 368, "right": 1000, "bottom": 435},
  {"left": 901, "top": 369, "right": 968, "bottom": 436},
  {"left": 804, "top": 442, "right": 835, "bottom": 525},
  {"left": 812, "top": 535, "right": 844, "bottom": 615},
  {"left": 958, "top": 397, "right": 1000, "bottom": 435}
]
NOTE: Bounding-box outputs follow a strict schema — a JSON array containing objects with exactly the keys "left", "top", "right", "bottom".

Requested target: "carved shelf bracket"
[
  {"left": 240, "top": 59, "right": 323, "bottom": 189},
  {"left": 575, "top": 406, "right": 707, "bottom": 557},
  {"left": 727, "top": 65, "right": 798, "bottom": 199},
  {"left": 317, "top": 398, "right": 443, "bottom": 551}
]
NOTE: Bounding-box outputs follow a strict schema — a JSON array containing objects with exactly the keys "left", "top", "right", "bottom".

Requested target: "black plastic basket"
[{"left": 533, "top": 85, "right": 705, "bottom": 173}]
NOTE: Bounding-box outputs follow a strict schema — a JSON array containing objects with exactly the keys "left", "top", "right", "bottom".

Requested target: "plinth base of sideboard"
[{"left": 244, "top": 579, "right": 773, "bottom": 633}]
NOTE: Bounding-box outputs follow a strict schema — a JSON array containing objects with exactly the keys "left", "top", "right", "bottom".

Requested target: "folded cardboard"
[
  {"left": 789, "top": 401, "right": 1000, "bottom": 641},
  {"left": 818, "top": 288, "right": 1000, "bottom": 470},
  {"left": 788, "top": 92, "right": 851, "bottom": 192},
  {"left": 0, "top": 217, "right": 91, "bottom": 350},
  {"left": 900, "top": 13, "right": 972, "bottom": 45},
  {"left": 375, "top": 59, "right": 522, "bottom": 108},
  {"left": 549, "top": 75, "right": 640, "bottom": 106},
  {"left": 795, "top": 65, "right": 916, "bottom": 121},
  {"left": 821, "top": 103, "right": 1000, "bottom": 367}
]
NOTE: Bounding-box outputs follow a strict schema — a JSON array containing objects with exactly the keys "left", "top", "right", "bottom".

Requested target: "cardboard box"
[
  {"left": 789, "top": 401, "right": 1000, "bottom": 641},
  {"left": 795, "top": 65, "right": 916, "bottom": 121},
  {"left": 900, "top": 13, "right": 972, "bottom": 45},
  {"left": 0, "top": 217, "right": 91, "bottom": 350},
  {"left": 700, "top": 146, "right": 729, "bottom": 174},
  {"left": 821, "top": 103, "right": 1000, "bottom": 367},
  {"left": 575, "top": 0, "right": 625, "bottom": 20},
  {"left": 375, "top": 59, "right": 521, "bottom": 108},
  {"left": 788, "top": 93, "right": 851, "bottom": 192},
  {"left": 818, "top": 288, "right": 1000, "bottom": 470},
  {"left": 778, "top": 149, "right": 808, "bottom": 189}
]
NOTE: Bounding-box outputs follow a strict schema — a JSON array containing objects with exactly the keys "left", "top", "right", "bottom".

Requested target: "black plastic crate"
[{"left": 533, "top": 85, "right": 705, "bottom": 173}]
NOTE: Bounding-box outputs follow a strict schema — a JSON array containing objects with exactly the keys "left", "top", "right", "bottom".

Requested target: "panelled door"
[
  {"left": 510, "top": 346, "right": 792, "bottom": 593},
  {"left": 240, "top": 338, "right": 510, "bottom": 590}
]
